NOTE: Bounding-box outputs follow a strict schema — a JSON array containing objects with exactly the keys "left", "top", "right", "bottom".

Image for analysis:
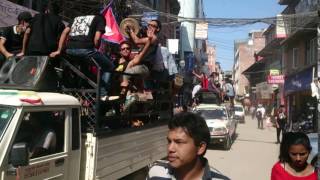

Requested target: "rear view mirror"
[{"left": 10, "top": 143, "right": 29, "bottom": 167}]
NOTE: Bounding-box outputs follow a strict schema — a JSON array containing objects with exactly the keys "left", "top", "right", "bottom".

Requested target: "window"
[
  {"left": 292, "top": 48, "right": 298, "bottom": 68},
  {"left": 310, "top": 38, "right": 317, "bottom": 64},
  {"left": 14, "top": 111, "right": 65, "bottom": 159},
  {"left": 72, "top": 109, "right": 80, "bottom": 150},
  {"left": 0, "top": 107, "right": 16, "bottom": 141}
]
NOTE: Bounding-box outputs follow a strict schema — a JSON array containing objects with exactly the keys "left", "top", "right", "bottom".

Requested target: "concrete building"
[
  {"left": 278, "top": 0, "right": 318, "bottom": 131},
  {"left": 233, "top": 30, "right": 265, "bottom": 99},
  {"left": 178, "top": 0, "right": 206, "bottom": 65}
]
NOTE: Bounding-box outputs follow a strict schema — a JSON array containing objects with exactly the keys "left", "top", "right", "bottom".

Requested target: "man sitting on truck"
[
  {"left": 120, "top": 19, "right": 161, "bottom": 98},
  {"left": 50, "top": 13, "right": 114, "bottom": 101},
  {"left": 0, "top": 11, "right": 32, "bottom": 67},
  {"left": 147, "top": 112, "right": 230, "bottom": 180}
]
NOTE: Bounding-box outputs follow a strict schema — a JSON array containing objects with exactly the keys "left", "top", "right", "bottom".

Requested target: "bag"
[
  {"left": 278, "top": 112, "right": 286, "bottom": 119},
  {"left": 256, "top": 111, "right": 262, "bottom": 119}
]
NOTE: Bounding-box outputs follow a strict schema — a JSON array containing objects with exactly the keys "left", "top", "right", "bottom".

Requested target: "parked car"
[
  {"left": 307, "top": 133, "right": 318, "bottom": 168},
  {"left": 194, "top": 104, "right": 237, "bottom": 150},
  {"left": 234, "top": 104, "right": 245, "bottom": 123}
]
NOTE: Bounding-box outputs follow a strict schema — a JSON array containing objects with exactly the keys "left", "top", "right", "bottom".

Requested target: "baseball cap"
[{"left": 17, "top": 11, "right": 32, "bottom": 23}]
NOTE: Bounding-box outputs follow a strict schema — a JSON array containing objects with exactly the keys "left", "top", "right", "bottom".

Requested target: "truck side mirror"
[{"left": 10, "top": 143, "right": 29, "bottom": 167}]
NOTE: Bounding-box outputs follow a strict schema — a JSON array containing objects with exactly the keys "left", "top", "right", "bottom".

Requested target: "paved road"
[{"left": 205, "top": 115, "right": 279, "bottom": 180}]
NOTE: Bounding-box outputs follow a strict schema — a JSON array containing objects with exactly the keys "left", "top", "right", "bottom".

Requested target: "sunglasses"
[
  {"left": 121, "top": 47, "right": 131, "bottom": 51},
  {"left": 147, "top": 23, "right": 158, "bottom": 28}
]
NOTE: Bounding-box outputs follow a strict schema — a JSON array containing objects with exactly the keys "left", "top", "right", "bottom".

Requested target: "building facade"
[
  {"left": 279, "top": 0, "right": 318, "bottom": 132},
  {"left": 234, "top": 30, "right": 265, "bottom": 100}
]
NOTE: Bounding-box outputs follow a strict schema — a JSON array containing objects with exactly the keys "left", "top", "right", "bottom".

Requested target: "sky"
[{"left": 203, "top": 0, "right": 285, "bottom": 71}]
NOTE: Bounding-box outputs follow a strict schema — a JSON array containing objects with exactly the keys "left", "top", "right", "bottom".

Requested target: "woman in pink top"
[{"left": 271, "top": 132, "right": 317, "bottom": 180}]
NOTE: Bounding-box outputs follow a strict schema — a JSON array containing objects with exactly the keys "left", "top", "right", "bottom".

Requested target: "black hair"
[
  {"left": 279, "top": 132, "right": 312, "bottom": 163},
  {"left": 168, "top": 112, "right": 210, "bottom": 156},
  {"left": 17, "top": 11, "right": 32, "bottom": 23},
  {"left": 151, "top": 19, "right": 162, "bottom": 31},
  {"left": 119, "top": 41, "right": 132, "bottom": 49}
]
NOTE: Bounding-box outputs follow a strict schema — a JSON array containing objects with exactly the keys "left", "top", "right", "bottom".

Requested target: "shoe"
[
  {"left": 101, "top": 96, "right": 108, "bottom": 101},
  {"left": 108, "top": 96, "right": 119, "bottom": 101},
  {"left": 101, "top": 96, "right": 120, "bottom": 101}
]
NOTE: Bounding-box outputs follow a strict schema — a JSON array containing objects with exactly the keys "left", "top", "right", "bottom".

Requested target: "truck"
[{"left": 0, "top": 55, "right": 173, "bottom": 179}]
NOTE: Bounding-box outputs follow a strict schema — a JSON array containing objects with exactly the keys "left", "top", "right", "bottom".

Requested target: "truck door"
[{"left": 3, "top": 110, "right": 69, "bottom": 180}]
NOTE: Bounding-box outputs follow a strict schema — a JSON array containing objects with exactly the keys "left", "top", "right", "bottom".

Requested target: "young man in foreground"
[{"left": 147, "top": 112, "right": 230, "bottom": 180}]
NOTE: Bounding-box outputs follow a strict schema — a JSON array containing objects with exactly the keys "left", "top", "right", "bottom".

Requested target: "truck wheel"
[{"left": 224, "top": 136, "right": 231, "bottom": 150}]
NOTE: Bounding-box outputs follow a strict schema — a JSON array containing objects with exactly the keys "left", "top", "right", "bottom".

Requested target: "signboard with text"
[
  {"left": 195, "top": 23, "right": 208, "bottom": 40},
  {"left": 267, "top": 75, "right": 284, "bottom": 84}
]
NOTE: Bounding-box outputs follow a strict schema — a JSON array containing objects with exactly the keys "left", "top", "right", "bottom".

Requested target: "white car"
[
  {"left": 234, "top": 104, "right": 245, "bottom": 123},
  {"left": 194, "top": 104, "right": 237, "bottom": 150}
]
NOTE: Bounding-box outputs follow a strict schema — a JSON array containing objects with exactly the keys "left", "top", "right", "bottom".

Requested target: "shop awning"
[
  {"left": 284, "top": 67, "right": 313, "bottom": 95},
  {"left": 242, "top": 61, "right": 265, "bottom": 75}
]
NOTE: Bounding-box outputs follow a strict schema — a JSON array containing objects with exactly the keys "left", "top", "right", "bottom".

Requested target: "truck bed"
[{"left": 81, "top": 125, "right": 168, "bottom": 180}]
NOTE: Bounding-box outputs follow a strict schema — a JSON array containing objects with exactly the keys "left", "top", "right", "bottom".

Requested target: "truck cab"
[{"left": 0, "top": 90, "right": 81, "bottom": 180}]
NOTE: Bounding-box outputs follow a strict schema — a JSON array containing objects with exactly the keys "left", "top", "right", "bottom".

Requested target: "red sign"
[{"left": 267, "top": 75, "right": 284, "bottom": 84}]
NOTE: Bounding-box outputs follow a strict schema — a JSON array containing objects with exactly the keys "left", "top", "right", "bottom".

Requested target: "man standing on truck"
[
  {"left": 18, "top": 1, "right": 65, "bottom": 57},
  {"left": 147, "top": 112, "right": 230, "bottom": 180}
]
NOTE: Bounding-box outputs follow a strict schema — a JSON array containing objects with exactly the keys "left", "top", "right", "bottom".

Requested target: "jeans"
[
  {"left": 66, "top": 49, "right": 114, "bottom": 96},
  {"left": 257, "top": 118, "right": 263, "bottom": 129}
]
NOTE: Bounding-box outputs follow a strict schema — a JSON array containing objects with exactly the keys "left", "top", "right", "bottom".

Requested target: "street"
[{"left": 205, "top": 115, "right": 279, "bottom": 180}]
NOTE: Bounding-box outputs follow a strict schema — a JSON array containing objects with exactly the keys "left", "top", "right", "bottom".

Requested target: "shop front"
[{"left": 284, "top": 67, "right": 317, "bottom": 133}]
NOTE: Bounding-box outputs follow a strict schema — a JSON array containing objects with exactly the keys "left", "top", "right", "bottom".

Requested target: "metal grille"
[{"left": 61, "top": 88, "right": 97, "bottom": 132}]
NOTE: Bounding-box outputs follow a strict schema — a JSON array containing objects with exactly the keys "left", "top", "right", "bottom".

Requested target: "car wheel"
[{"left": 224, "top": 136, "right": 231, "bottom": 150}]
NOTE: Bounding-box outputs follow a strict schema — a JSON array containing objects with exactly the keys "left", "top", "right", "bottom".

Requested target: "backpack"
[
  {"left": 256, "top": 111, "right": 262, "bottom": 119},
  {"left": 278, "top": 112, "right": 286, "bottom": 119}
]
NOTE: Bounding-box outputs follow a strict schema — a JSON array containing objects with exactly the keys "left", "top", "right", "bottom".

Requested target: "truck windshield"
[{"left": 0, "top": 106, "right": 16, "bottom": 141}]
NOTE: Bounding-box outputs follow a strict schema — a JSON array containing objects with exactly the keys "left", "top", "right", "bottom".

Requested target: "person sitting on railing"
[
  {"left": 120, "top": 20, "right": 161, "bottom": 98},
  {"left": 50, "top": 13, "right": 114, "bottom": 101},
  {"left": 0, "top": 11, "right": 32, "bottom": 67}
]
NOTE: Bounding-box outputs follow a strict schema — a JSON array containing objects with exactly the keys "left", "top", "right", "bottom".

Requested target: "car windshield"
[
  {"left": 0, "top": 106, "right": 16, "bottom": 141},
  {"left": 234, "top": 106, "right": 243, "bottom": 112},
  {"left": 197, "top": 109, "right": 227, "bottom": 120}
]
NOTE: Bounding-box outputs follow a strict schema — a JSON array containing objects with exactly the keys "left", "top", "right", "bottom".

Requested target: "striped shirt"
[{"left": 147, "top": 158, "right": 230, "bottom": 180}]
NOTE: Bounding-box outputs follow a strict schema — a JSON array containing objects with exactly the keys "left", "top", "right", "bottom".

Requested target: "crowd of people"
[
  {"left": 0, "top": 1, "right": 174, "bottom": 109},
  {"left": 189, "top": 70, "right": 235, "bottom": 108}
]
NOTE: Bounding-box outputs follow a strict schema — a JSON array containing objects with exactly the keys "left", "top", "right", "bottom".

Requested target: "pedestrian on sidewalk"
[
  {"left": 147, "top": 112, "right": 230, "bottom": 180},
  {"left": 250, "top": 105, "right": 256, "bottom": 120},
  {"left": 271, "top": 132, "right": 317, "bottom": 180},
  {"left": 256, "top": 104, "right": 265, "bottom": 129},
  {"left": 274, "top": 105, "right": 287, "bottom": 144}
]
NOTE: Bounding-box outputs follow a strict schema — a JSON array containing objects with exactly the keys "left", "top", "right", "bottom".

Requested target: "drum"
[{"left": 119, "top": 18, "right": 140, "bottom": 38}]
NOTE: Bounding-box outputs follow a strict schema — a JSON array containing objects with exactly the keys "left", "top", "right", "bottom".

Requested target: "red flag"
[{"left": 101, "top": 6, "right": 125, "bottom": 44}]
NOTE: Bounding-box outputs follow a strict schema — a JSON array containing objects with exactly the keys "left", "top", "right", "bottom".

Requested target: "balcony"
[{"left": 257, "top": 15, "right": 286, "bottom": 57}]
